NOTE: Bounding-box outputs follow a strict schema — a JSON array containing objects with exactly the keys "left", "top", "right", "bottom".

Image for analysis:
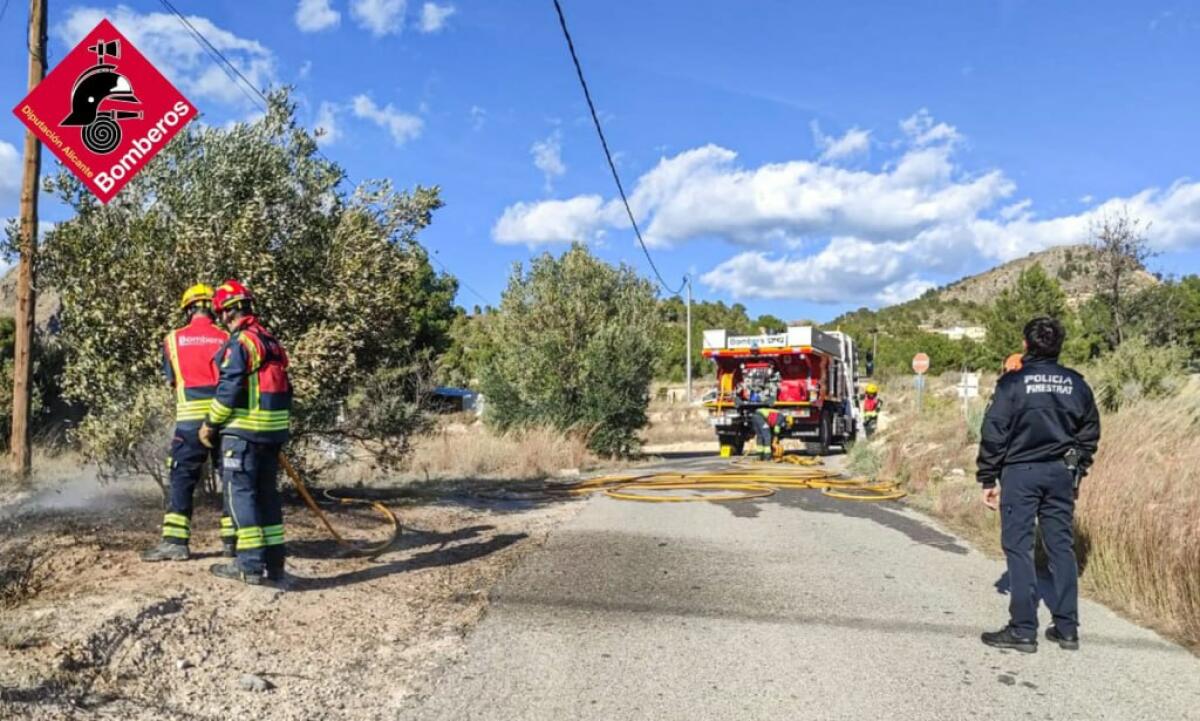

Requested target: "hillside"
[
  {"left": 832, "top": 244, "right": 1158, "bottom": 330},
  {"left": 0, "top": 265, "right": 61, "bottom": 331},
  {"left": 936, "top": 244, "right": 1157, "bottom": 311}
]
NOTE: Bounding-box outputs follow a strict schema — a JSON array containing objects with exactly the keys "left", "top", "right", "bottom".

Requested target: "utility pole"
[
  {"left": 684, "top": 275, "right": 692, "bottom": 404},
  {"left": 11, "top": 0, "right": 48, "bottom": 480}
]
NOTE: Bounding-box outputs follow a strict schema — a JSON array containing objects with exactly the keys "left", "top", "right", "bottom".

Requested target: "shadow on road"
[
  {"left": 501, "top": 593, "right": 1186, "bottom": 655},
  {"left": 288, "top": 531, "right": 528, "bottom": 592},
  {"left": 727, "top": 486, "right": 970, "bottom": 555}
]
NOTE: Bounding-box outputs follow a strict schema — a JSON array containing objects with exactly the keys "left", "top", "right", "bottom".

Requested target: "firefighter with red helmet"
[
  {"left": 200, "top": 280, "right": 293, "bottom": 586},
  {"left": 142, "top": 284, "right": 234, "bottom": 562}
]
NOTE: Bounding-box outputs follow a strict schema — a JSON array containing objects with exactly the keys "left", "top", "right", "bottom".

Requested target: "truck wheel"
[
  {"left": 806, "top": 412, "right": 831, "bottom": 456},
  {"left": 717, "top": 434, "right": 745, "bottom": 457}
]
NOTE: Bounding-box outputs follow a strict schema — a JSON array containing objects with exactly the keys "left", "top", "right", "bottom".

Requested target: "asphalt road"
[{"left": 402, "top": 453, "right": 1200, "bottom": 721}]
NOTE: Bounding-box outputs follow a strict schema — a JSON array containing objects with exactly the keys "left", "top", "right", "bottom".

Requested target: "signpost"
[
  {"left": 957, "top": 371, "right": 980, "bottom": 419},
  {"left": 912, "top": 352, "right": 930, "bottom": 414}
]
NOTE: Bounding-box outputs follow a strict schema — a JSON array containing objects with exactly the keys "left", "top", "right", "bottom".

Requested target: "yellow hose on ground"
[
  {"left": 278, "top": 453, "right": 401, "bottom": 557},
  {"left": 551, "top": 456, "right": 905, "bottom": 503}
]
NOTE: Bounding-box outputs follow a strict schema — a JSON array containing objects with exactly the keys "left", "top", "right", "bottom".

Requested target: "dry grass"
[
  {"left": 878, "top": 373, "right": 1200, "bottom": 647},
  {"left": 403, "top": 420, "right": 597, "bottom": 481}
]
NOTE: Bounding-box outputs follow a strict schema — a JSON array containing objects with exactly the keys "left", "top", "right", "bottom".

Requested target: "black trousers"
[
  {"left": 162, "top": 427, "right": 232, "bottom": 547},
  {"left": 1000, "top": 461, "right": 1079, "bottom": 638},
  {"left": 749, "top": 413, "right": 773, "bottom": 454},
  {"left": 221, "top": 435, "right": 285, "bottom": 575}
]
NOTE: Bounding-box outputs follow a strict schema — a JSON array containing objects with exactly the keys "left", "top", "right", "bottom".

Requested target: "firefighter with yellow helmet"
[
  {"left": 862, "top": 382, "right": 882, "bottom": 438},
  {"left": 141, "top": 284, "right": 234, "bottom": 562}
]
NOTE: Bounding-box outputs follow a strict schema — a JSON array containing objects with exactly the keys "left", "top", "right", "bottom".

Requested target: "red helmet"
[{"left": 212, "top": 279, "right": 253, "bottom": 313}]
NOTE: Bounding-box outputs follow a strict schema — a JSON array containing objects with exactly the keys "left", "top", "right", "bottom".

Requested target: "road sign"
[
  {"left": 12, "top": 19, "right": 197, "bottom": 203},
  {"left": 957, "top": 372, "right": 980, "bottom": 399},
  {"left": 912, "top": 352, "right": 930, "bottom": 375}
]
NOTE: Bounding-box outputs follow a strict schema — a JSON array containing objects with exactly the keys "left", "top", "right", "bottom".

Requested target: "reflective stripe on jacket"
[
  {"left": 207, "top": 316, "right": 292, "bottom": 444},
  {"left": 163, "top": 316, "right": 228, "bottom": 428}
]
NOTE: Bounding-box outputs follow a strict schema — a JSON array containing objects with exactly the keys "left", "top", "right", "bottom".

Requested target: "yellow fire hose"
[
  {"left": 278, "top": 454, "right": 402, "bottom": 557},
  {"left": 550, "top": 456, "right": 906, "bottom": 503}
]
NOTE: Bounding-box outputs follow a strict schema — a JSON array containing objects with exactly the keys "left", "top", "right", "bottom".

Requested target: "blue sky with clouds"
[{"left": 3, "top": 1, "right": 1199, "bottom": 320}]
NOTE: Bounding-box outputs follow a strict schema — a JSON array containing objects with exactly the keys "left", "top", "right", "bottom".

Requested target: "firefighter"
[
  {"left": 141, "top": 284, "right": 234, "bottom": 562},
  {"left": 862, "top": 382, "right": 882, "bottom": 427},
  {"left": 201, "top": 281, "right": 293, "bottom": 586},
  {"left": 742, "top": 406, "right": 787, "bottom": 461},
  {"left": 977, "top": 317, "right": 1100, "bottom": 653}
]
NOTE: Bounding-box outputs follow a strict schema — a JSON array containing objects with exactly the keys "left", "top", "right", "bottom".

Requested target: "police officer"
[
  {"left": 141, "top": 284, "right": 234, "bottom": 562},
  {"left": 201, "top": 280, "right": 292, "bottom": 586},
  {"left": 977, "top": 317, "right": 1100, "bottom": 653}
]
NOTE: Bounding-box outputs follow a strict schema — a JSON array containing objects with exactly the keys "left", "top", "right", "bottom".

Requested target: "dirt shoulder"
[{"left": 0, "top": 479, "right": 583, "bottom": 721}]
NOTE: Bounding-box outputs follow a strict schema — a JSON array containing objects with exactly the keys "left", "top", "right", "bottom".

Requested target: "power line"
[
  {"left": 551, "top": 0, "right": 684, "bottom": 297},
  {"left": 155, "top": 0, "right": 494, "bottom": 309},
  {"left": 157, "top": 0, "right": 267, "bottom": 109}
]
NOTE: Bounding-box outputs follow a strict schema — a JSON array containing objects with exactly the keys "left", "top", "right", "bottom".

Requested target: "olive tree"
[
  {"left": 33, "top": 92, "right": 457, "bottom": 487},
  {"left": 477, "top": 244, "right": 658, "bottom": 457}
]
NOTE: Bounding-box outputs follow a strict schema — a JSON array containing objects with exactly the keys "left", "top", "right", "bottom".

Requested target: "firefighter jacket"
[
  {"left": 975, "top": 355, "right": 1101, "bottom": 489},
  {"left": 161, "top": 315, "right": 228, "bottom": 429},
  {"left": 207, "top": 315, "right": 292, "bottom": 445}
]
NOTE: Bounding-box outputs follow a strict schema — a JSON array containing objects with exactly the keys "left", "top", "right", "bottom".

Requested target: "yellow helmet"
[
  {"left": 865, "top": 382, "right": 879, "bottom": 395},
  {"left": 179, "top": 283, "right": 214, "bottom": 310}
]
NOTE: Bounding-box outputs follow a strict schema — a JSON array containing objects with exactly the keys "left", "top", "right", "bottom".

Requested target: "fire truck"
[{"left": 702, "top": 326, "right": 860, "bottom": 456}]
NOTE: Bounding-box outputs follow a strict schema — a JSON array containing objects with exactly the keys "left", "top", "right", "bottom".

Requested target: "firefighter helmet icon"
[{"left": 60, "top": 39, "right": 143, "bottom": 154}]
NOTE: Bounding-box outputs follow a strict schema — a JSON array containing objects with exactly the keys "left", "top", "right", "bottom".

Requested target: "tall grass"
[
  {"left": 404, "top": 424, "right": 595, "bottom": 480},
  {"left": 881, "top": 373, "right": 1200, "bottom": 647}
]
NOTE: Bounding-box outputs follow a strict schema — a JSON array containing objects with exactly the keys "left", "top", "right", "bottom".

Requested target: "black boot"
[
  {"left": 209, "top": 562, "right": 266, "bottom": 586},
  {"left": 1045, "top": 626, "right": 1080, "bottom": 650},
  {"left": 222, "top": 542, "right": 237, "bottom": 558},
  {"left": 981, "top": 625, "right": 1037, "bottom": 653},
  {"left": 141, "top": 541, "right": 189, "bottom": 562}
]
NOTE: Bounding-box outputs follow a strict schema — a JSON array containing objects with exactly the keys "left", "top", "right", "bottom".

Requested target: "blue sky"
[{"left": 3, "top": 1, "right": 1199, "bottom": 321}]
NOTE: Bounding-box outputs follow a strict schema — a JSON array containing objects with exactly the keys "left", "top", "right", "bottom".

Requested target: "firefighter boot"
[
  {"left": 222, "top": 541, "right": 237, "bottom": 558},
  {"left": 209, "top": 562, "right": 266, "bottom": 586},
  {"left": 141, "top": 541, "right": 189, "bottom": 562}
]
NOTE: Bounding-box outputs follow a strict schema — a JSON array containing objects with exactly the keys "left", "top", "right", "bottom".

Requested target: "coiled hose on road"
[{"left": 550, "top": 455, "right": 906, "bottom": 503}]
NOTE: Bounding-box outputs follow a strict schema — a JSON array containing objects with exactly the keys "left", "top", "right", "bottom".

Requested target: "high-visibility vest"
[
  {"left": 164, "top": 316, "right": 228, "bottom": 427},
  {"left": 208, "top": 317, "right": 292, "bottom": 444}
]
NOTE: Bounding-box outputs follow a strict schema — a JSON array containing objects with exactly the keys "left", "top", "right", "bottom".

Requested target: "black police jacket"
[{"left": 976, "top": 356, "right": 1101, "bottom": 488}]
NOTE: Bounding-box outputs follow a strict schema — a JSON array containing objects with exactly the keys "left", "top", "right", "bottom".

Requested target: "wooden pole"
[{"left": 11, "top": 0, "right": 48, "bottom": 480}]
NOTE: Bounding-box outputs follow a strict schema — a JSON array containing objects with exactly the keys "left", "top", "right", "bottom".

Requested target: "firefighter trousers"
[
  {"left": 162, "top": 427, "right": 235, "bottom": 549},
  {"left": 1000, "top": 460, "right": 1079, "bottom": 639},
  {"left": 221, "top": 435, "right": 285, "bottom": 576},
  {"left": 749, "top": 413, "right": 774, "bottom": 455}
]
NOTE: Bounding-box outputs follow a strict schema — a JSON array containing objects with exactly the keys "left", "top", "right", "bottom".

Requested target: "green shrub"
[
  {"left": 477, "top": 244, "right": 658, "bottom": 457},
  {"left": 1088, "top": 336, "right": 1186, "bottom": 412}
]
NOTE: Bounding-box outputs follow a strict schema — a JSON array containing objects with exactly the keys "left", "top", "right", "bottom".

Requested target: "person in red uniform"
[
  {"left": 142, "top": 284, "right": 233, "bottom": 562},
  {"left": 201, "top": 281, "right": 292, "bottom": 586}
]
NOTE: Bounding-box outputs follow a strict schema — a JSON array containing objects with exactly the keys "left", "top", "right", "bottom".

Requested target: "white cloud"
[
  {"left": 58, "top": 6, "right": 275, "bottom": 108},
  {"left": 469, "top": 105, "right": 487, "bottom": 131},
  {"left": 295, "top": 0, "right": 340, "bottom": 32},
  {"left": 351, "top": 95, "right": 423, "bottom": 145},
  {"left": 810, "top": 121, "right": 870, "bottom": 162},
  {"left": 531, "top": 131, "right": 566, "bottom": 192},
  {"left": 493, "top": 109, "right": 1200, "bottom": 305},
  {"left": 351, "top": 0, "right": 406, "bottom": 36},
  {"left": 900, "top": 108, "right": 961, "bottom": 147},
  {"left": 314, "top": 102, "right": 341, "bottom": 145},
  {"left": 0, "top": 142, "right": 22, "bottom": 208},
  {"left": 419, "top": 2, "right": 455, "bottom": 33},
  {"left": 494, "top": 196, "right": 612, "bottom": 247}
]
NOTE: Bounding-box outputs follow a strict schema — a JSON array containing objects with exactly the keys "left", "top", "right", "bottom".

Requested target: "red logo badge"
[{"left": 12, "top": 19, "right": 197, "bottom": 204}]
